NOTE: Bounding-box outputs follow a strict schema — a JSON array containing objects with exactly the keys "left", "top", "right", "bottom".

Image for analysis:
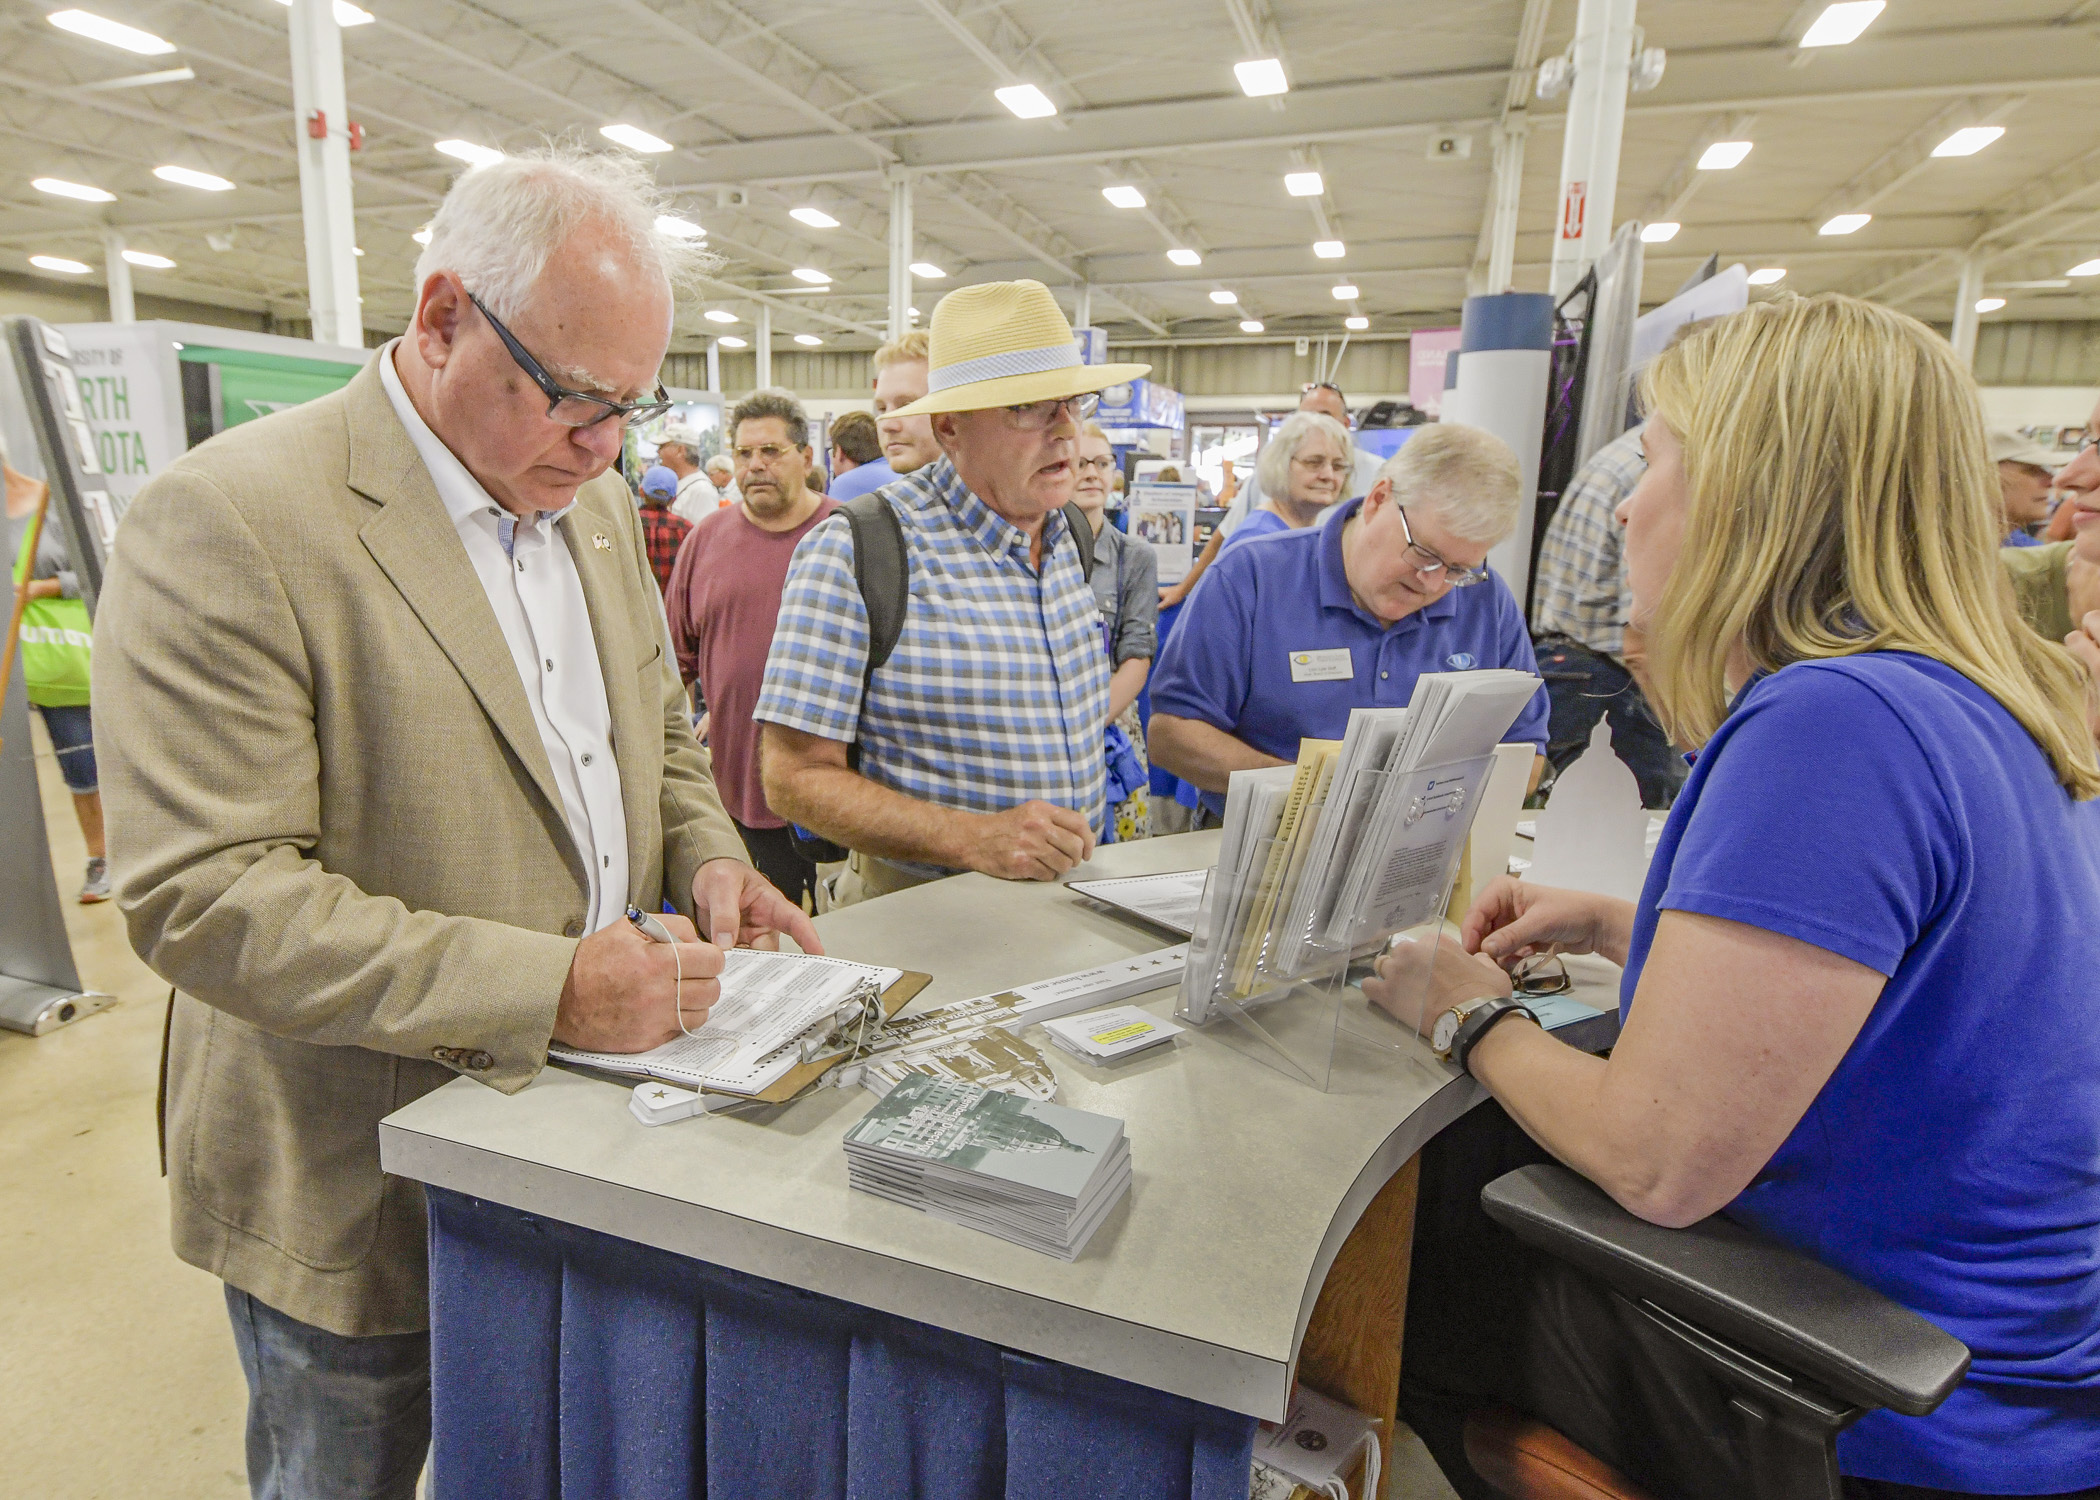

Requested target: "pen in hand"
[{"left": 628, "top": 905, "right": 707, "bottom": 1037}]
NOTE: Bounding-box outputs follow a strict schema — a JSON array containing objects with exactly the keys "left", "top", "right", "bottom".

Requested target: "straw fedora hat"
[{"left": 886, "top": 279, "right": 1151, "bottom": 418}]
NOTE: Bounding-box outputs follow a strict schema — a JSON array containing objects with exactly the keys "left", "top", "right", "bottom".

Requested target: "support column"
[
  {"left": 1951, "top": 256, "right": 1985, "bottom": 366},
  {"left": 101, "top": 228, "right": 135, "bottom": 323},
  {"left": 755, "top": 304, "right": 772, "bottom": 391},
  {"left": 1549, "top": 0, "right": 1639, "bottom": 298},
  {"left": 706, "top": 337, "right": 721, "bottom": 395},
  {"left": 1484, "top": 121, "right": 1528, "bottom": 294},
  {"left": 287, "top": 0, "right": 362, "bottom": 349},
  {"left": 886, "top": 169, "right": 913, "bottom": 343},
  {"left": 1074, "top": 282, "right": 1093, "bottom": 331}
]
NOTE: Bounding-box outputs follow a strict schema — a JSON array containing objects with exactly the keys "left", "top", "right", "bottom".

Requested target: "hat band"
[{"left": 927, "top": 340, "right": 1082, "bottom": 393}]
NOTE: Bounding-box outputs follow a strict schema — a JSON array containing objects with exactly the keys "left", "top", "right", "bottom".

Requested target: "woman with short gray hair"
[{"left": 1223, "top": 409, "right": 1352, "bottom": 555}]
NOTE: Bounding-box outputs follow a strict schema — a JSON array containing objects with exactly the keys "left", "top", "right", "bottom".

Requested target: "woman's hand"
[
  {"left": 1364, "top": 931, "right": 1512, "bottom": 1036},
  {"left": 1461, "top": 875, "right": 1636, "bottom": 968}
]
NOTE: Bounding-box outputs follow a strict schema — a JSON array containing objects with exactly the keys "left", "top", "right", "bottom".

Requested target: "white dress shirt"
[
  {"left": 669, "top": 469, "right": 720, "bottom": 526},
  {"left": 381, "top": 349, "right": 630, "bottom": 933}
]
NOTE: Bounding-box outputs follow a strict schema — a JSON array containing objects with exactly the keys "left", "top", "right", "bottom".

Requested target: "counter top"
[{"left": 380, "top": 832, "right": 1616, "bottom": 1419}]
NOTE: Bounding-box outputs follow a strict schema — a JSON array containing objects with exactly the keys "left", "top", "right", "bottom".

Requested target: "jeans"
[
  {"left": 32, "top": 701, "right": 96, "bottom": 792},
  {"left": 1398, "top": 1104, "right": 2100, "bottom": 1500},
  {"left": 225, "top": 1285, "right": 429, "bottom": 1500},
  {"left": 1536, "top": 634, "right": 1685, "bottom": 809}
]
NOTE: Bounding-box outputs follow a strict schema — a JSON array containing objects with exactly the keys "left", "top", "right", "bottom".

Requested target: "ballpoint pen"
[{"left": 627, "top": 905, "right": 700, "bottom": 1036}]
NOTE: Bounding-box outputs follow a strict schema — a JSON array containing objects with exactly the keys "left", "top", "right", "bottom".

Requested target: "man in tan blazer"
[{"left": 92, "top": 148, "right": 817, "bottom": 1500}]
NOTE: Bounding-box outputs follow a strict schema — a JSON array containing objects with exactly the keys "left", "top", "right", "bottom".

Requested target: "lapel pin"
[{"left": 592, "top": 532, "right": 612, "bottom": 551}]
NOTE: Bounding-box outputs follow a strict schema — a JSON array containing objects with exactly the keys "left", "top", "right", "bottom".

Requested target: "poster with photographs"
[{"left": 1128, "top": 479, "right": 1198, "bottom": 584}]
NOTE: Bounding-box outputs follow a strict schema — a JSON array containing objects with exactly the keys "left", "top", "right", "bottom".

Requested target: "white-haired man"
[
  {"left": 756, "top": 280, "right": 1149, "bottom": 898},
  {"left": 655, "top": 425, "right": 720, "bottom": 523},
  {"left": 1149, "top": 423, "right": 1549, "bottom": 821},
  {"left": 92, "top": 147, "right": 817, "bottom": 1495}
]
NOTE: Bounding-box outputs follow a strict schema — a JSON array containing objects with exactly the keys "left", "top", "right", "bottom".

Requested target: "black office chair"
[{"left": 1458, "top": 1165, "right": 1971, "bottom": 1500}]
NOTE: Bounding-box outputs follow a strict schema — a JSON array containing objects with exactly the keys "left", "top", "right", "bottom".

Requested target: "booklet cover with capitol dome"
[{"left": 845, "top": 1073, "right": 1124, "bottom": 1205}]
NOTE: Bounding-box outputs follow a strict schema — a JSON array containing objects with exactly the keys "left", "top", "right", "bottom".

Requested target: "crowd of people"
[{"left": 58, "top": 147, "right": 2100, "bottom": 1498}]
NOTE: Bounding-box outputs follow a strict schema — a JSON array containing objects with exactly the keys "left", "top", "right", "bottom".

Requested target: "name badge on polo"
[{"left": 1289, "top": 647, "right": 1353, "bottom": 683}]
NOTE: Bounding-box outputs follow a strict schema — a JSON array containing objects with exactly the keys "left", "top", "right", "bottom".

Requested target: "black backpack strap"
[
  {"left": 1063, "top": 501, "right": 1096, "bottom": 582},
  {"left": 841, "top": 493, "right": 910, "bottom": 682}
]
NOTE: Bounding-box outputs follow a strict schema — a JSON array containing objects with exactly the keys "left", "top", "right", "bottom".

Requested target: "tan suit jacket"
[{"left": 92, "top": 351, "right": 748, "bottom": 1336}]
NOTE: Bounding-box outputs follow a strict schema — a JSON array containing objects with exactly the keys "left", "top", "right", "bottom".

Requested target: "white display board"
[
  {"left": 58, "top": 323, "right": 185, "bottom": 520},
  {"left": 1127, "top": 479, "right": 1197, "bottom": 584}
]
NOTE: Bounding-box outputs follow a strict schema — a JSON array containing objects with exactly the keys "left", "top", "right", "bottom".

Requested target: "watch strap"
[{"left": 1451, "top": 998, "right": 1538, "bottom": 1075}]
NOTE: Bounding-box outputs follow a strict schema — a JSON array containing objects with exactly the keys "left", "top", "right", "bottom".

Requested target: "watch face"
[{"left": 1432, "top": 1008, "right": 1465, "bottom": 1054}]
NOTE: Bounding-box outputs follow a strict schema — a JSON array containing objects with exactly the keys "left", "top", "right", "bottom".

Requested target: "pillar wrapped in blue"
[{"left": 1458, "top": 290, "right": 1556, "bottom": 353}]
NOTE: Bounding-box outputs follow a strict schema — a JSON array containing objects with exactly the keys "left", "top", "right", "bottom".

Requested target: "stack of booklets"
[
  {"left": 1182, "top": 671, "right": 1541, "bottom": 1017},
  {"left": 1040, "top": 1005, "right": 1185, "bottom": 1064},
  {"left": 843, "top": 1073, "right": 1131, "bottom": 1260}
]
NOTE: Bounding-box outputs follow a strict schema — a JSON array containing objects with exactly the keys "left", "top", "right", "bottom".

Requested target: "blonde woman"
[{"left": 1378, "top": 297, "right": 2100, "bottom": 1499}]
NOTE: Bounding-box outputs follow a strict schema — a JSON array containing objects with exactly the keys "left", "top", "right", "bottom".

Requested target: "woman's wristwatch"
[{"left": 1431, "top": 997, "right": 1539, "bottom": 1074}]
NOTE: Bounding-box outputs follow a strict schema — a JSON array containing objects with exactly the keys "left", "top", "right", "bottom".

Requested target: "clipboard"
[{"left": 742, "top": 969, "right": 932, "bottom": 1103}]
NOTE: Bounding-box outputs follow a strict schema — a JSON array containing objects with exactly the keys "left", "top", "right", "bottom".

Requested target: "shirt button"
[
  {"left": 563, "top": 919, "right": 584, "bottom": 938},
  {"left": 581, "top": 752, "right": 593, "bottom": 766},
  {"left": 1380, "top": 671, "right": 1389, "bottom": 680},
  {"left": 516, "top": 560, "right": 524, "bottom": 572},
  {"left": 544, "top": 659, "right": 553, "bottom": 671}
]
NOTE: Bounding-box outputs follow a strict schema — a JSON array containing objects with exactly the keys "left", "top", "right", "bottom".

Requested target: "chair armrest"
[{"left": 1481, "top": 1165, "right": 1968, "bottom": 1417}]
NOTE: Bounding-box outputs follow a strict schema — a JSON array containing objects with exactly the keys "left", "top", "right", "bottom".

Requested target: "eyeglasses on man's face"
[
  {"left": 1396, "top": 506, "right": 1489, "bottom": 587},
  {"left": 999, "top": 392, "right": 1099, "bottom": 431},
  {"left": 732, "top": 443, "right": 800, "bottom": 466},
  {"left": 467, "top": 289, "right": 672, "bottom": 431}
]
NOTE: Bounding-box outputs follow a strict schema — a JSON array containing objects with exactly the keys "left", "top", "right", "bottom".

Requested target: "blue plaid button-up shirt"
[
  {"left": 1531, "top": 427, "right": 1647, "bottom": 661},
  {"left": 754, "top": 458, "right": 1110, "bottom": 876}
]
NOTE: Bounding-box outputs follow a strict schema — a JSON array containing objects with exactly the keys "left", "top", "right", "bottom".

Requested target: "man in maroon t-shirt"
[{"left": 665, "top": 388, "right": 836, "bottom": 906}]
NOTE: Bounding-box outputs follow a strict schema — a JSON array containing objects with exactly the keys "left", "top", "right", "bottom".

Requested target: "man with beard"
[{"left": 665, "top": 388, "right": 836, "bottom": 907}]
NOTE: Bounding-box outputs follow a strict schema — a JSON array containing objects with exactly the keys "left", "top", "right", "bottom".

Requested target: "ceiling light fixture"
[
  {"left": 909, "top": 261, "right": 946, "bottom": 278},
  {"left": 2069, "top": 259, "right": 2100, "bottom": 277},
  {"left": 1697, "top": 141, "right": 1753, "bottom": 171},
  {"left": 1747, "top": 267, "right": 1787, "bottom": 285},
  {"left": 1330, "top": 283, "right": 1359, "bottom": 300},
  {"left": 47, "top": 9, "right": 176, "bottom": 55},
  {"left": 412, "top": 227, "right": 432, "bottom": 245},
  {"left": 1208, "top": 289, "right": 1238, "bottom": 305},
  {"left": 793, "top": 333, "right": 823, "bottom": 346},
  {"left": 599, "top": 123, "right": 672, "bottom": 154},
  {"left": 1239, "top": 320, "right": 1264, "bottom": 334},
  {"left": 122, "top": 249, "right": 175, "bottom": 268},
  {"left": 1102, "top": 185, "right": 1146, "bottom": 209},
  {"left": 717, "top": 335, "right": 748, "bottom": 348},
  {"left": 1166, "top": 248, "right": 1201, "bottom": 267},
  {"left": 1800, "top": 1, "right": 1885, "bottom": 47},
  {"left": 703, "top": 309, "right": 737, "bottom": 323},
  {"left": 654, "top": 214, "right": 705, "bottom": 239},
  {"left": 30, "top": 255, "right": 92, "bottom": 274},
  {"left": 995, "top": 83, "right": 1057, "bottom": 119},
  {"left": 1933, "top": 126, "right": 2005, "bottom": 158},
  {"left": 1344, "top": 316, "right": 1369, "bottom": 330},
  {"left": 791, "top": 267, "right": 831, "bottom": 284},
  {"left": 790, "top": 205, "right": 840, "bottom": 229},
  {"left": 1640, "top": 221, "right": 1681, "bottom": 243},
  {"left": 154, "top": 164, "right": 235, "bottom": 191},
  {"left": 1313, "top": 239, "right": 1346, "bottom": 259},
  {"left": 351, "top": 246, "right": 364, "bottom": 256},
  {"left": 268, "top": 0, "right": 373, "bottom": 24},
  {"left": 33, "top": 177, "right": 115, "bottom": 202},
  {"left": 1974, "top": 297, "right": 2006, "bottom": 313},
  {"left": 434, "top": 139, "right": 503, "bottom": 169},
  {"left": 1284, "top": 171, "right": 1324, "bottom": 197},
  {"left": 1820, "top": 212, "right": 1871, "bottom": 235},
  {"left": 1234, "top": 58, "right": 1288, "bottom": 97}
]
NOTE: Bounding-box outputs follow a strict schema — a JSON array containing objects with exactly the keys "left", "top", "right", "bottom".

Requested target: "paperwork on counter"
[
  {"left": 1041, "top": 1005, "right": 1184, "bottom": 1065},
  {"left": 1068, "top": 870, "right": 1207, "bottom": 936},
  {"left": 844, "top": 1073, "right": 1131, "bottom": 1260},
  {"left": 1184, "top": 672, "right": 1542, "bottom": 1017},
  {"left": 551, "top": 948, "right": 929, "bottom": 1101}
]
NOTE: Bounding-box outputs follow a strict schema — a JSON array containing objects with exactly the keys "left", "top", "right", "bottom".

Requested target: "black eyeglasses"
[
  {"left": 467, "top": 289, "right": 672, "bottom": 430},
  {"left": 1396, "top": 506, "right": 1489, "bottom": 588},
  {"left": 1000, "top": 392, "right": 1099, "bottom": 431}
]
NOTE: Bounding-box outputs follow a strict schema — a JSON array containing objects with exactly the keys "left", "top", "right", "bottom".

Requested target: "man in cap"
[
  {"left": 635, "top": 463, "right": 691, "bottom": 595},
  {"left": 756, "top": 280, "right": 1149, "bottom": 899},
  {"left": 1992, "top": 430, "right": 2060, "bottom": 547},
  {"left": 654, "top": 425, "right": 720, "bottom": 524}
]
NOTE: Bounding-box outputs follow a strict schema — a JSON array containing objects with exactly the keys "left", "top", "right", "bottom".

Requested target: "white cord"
[{"left": 674, "top": 940, "right": 706, "bottom": 1038}]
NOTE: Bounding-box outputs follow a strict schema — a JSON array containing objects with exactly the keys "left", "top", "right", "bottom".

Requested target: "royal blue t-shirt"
[
  {"left": 827, "top": 455, "right": 897, "bottom": 503},
  {"left": 1622, "top": 652, "right": 2100, "bottom": 1490},
  {"left": 1149, "top": 497, "right": 1547, "bottom": 817},
  {"left": 1218, "top": 507, "right": 1292, "bottom": 554}
]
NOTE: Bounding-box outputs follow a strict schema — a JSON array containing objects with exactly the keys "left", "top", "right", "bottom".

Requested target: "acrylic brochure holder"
[{"left": 1174, "top": 753, "right": 1496, "bottom": 1093}]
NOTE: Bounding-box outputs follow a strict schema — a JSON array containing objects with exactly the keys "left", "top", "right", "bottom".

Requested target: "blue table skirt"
[{"left": 427, "top": 1188, "right": 1258, "bottom": 1499}]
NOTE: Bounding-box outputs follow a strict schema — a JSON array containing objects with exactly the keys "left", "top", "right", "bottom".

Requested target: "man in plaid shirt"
[
  {"left": 1529, "top": 426, "right": 1685, "bottom": 806},
  {"left": 635, "top": 464, "right": 691, "bottom": 595},
  {"left": 756, "top": 279, "right": 1148, "bottom": 901}
]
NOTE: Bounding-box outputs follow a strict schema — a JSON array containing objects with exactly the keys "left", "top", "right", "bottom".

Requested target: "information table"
[{"left": 380, "top": 832, "right": 1619, "bottom": 1498}]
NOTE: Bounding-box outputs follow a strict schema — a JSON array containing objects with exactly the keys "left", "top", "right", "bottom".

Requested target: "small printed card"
[{"left": 1040, "top": 1005, "right": 1185, "bottom": 1063}]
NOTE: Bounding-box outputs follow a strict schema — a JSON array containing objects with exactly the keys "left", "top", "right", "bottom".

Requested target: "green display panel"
[{"left": 178, "top": 345, "right": 362, "bottom": 444}]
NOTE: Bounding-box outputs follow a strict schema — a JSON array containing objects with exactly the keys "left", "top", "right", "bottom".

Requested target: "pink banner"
[{"left": 1408, "top": 328, "right": 1462, "bottom": 419}]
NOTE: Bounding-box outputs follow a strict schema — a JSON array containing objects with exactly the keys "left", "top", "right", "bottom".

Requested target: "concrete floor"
[{"left": 7, "top": 716, "right": 1459, "bottom": 1500}]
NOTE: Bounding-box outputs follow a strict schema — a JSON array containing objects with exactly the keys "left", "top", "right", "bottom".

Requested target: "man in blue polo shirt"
[{"left": 1149, "top": 423, "right": 1547, "bottom": 819}]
